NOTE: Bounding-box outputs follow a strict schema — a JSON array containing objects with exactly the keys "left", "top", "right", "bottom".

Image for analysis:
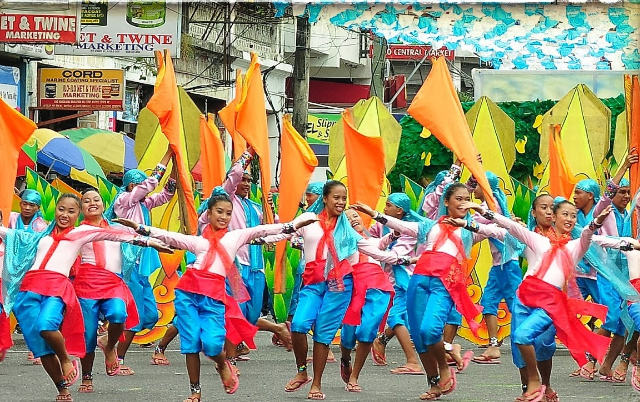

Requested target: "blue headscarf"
[
  {"left": 104, "top": 169, "right": 150, "bottom": 222},
  {"left": 2, "top": 222, "right": 55, "bottom": 313},
  {"left": 197, "top": 187, "right": 229, "bottom": 216},
  {"left": 484, "top": 172, "right": 525, "bottom": 263},
  {"left": 387, "top": 193, "right": 423, "bottom": 223},
  {"left": 575, "top": 179, "right": 601, "bottom": 203},
  {"left": 306, "top": 182, "right": 324, "bottom": 195},
  {"left": 16, "top": 190, "right": 45, "bottom": 232}
]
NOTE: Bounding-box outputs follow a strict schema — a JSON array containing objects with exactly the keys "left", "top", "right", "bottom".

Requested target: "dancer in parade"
[
  {"left": 370, "top": 193, "right": 424, "bottom": 374},
  {"left": 0, "top": 210, "right": 9, "bottom": 363},
  {"left": 464, "top": 198, "right": 640, "bottom": 401},
  {"left": 469, "top": 172, "right": 524, "bottom": 364},
  {"left": 114, "top": 187, "right": 317, "bottom": 402},
  {"left": 105, "top": 146, "right": 175, "bottom": 375},
  {"left": 339, "top": 208, "right": 410, "bottom": 392},
  {"left": 353, "top": 182, "right": 506, "bottom": 400},
  {"left": 75, "top": 189, "right": 169, "bottom": 392},
  {"left": 0, "top": 193, "right": 164, "bottom": 402}
]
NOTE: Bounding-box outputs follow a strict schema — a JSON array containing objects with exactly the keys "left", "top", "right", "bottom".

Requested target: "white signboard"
[
  {"left": 55, "top": 1, "right": 181, "bottom": 58},
  {"left": 0, "top": 65, "right": 20, "bottom": 108}
]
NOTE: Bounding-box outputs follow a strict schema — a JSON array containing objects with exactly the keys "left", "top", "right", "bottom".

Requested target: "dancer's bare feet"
[
  {"left": 446, "top": 343, "right": 463, "bottom": 369},
  {"left": 274, "top": 323, "right": 292, "bottom": 351},
  {"left": 371, "top": 337, "right": 387, "bottom": 365}
]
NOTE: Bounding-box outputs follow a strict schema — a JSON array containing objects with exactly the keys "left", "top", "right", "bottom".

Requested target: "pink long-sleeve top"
[
  {"left": 79, "top": 224, "right": 137, "bottom": 275},
  {"left": 8, "top": 212, "right": 48, "bottom": 232},
  {"left": 370, "top": 222, "right": 417, "bottom": 280},
  {"left": 147, "top": 223, "right": 286, "bottom": 277},
  {"left": 197, "top": 159, "right": 278, "bottom": 267},
  {"left": 380, "top": 215, "right": 505, "bottom": 261},
  {"left": 481, "top": 213, "right": 616, "bottom": 289},
  {"left": 0, "top": 225, "right": 139, "bottom": 277},
  {"left": 473, "top": 201, "right": 519, "bottom": 266},
  {"left": 113, "top": 166, "right": 173, "bottom": 224},
  {"left": 421, "top": 174, "right": 455, "bottom": 220}
]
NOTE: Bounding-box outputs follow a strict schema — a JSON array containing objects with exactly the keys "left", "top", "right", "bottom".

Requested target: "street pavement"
[{"left": 2, "top": 329, "right": 640, "bottom": 401}]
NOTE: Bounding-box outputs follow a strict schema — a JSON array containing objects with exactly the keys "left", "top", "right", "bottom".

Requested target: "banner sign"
[
  {"left": 306, "top": 113, "right": 340, "bottom": 145},
  {"left": 55, "top": 1, "right": 181, "bottom": 57},
  {"left": 370, "top": 44, "right": 455, "bottom": 61},
  {"left": 0, "top": 12, "right": 79, "bottom": 44},
  {"left": 38, "top": 68, "right": 124, "bottom": 111}
]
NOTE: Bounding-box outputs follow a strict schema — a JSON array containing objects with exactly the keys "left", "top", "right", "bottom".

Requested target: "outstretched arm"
[{"left": 350, "top": 203, "right": 421, "bottom": 238}]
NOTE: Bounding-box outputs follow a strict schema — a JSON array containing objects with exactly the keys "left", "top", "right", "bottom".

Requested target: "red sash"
[
  {"left": 176, "top": 268, "right": 258, "bottom": 349},
  {"left": 631, "top": 278, "right": 640, "bottom": 294},
  {"left": 414, "top": 250, "right": 483, "bottom": 335},
  {"left": 517, "top": 276, "right": 609, "bottom": 366},
  {"left": 343, "top": 262, "right": 394, "bottom": 327},
  {"left": 74, "top": 264, "right": 140, "bottom": 330},
  {"left": 19, "top": 270, "right": 85, "bottom": 358},
  {"left": 201, "top": 225, "right": 250, "bottom": 303},
  {"left": 317, "top": 210, "right": 353, "bottom": 290},
  {"left": 36, "top": 227, "right": 73, "bottom": 270}
]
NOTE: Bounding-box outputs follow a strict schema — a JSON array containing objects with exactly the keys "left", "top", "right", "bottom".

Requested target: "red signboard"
[
  {"left": 0, "top": 13, "right": 78, "bottom": 44},
  {"left": 371, "top": 44, "right": 455, "bottom": 61}
]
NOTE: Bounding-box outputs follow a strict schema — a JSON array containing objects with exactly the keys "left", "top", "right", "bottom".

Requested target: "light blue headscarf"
[
  {"left": 2, "top": 222, "right": 55, "bottom": 313},
  {"left": 306, "top": 182, "right": 324, "bottom": 195},
  {"left": 16, "top": 190, "right": 45, "bottom": 232},
  {"left": 104, "top": 169, "right": 150, "bottom": 221},
  {"left": 197, "top": 187, "right": 230, "bottom": 215},
  {"left": 576, "top": 179, "right": 601, "bottom": 203},
  {"left": 387, "top": 193, "right": 423, "bottom": 223}
]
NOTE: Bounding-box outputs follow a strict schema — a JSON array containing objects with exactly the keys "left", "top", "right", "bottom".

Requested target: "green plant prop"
[
  {"left": 25, "top": 167, "right": 59, "bottom": 222},
  {"left": 399, "top": 174, "right": 426, "bottom": 212}
]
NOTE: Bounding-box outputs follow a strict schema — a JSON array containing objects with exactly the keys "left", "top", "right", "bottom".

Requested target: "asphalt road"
[{"left": 2, "top": 329, "right": 640, "bottom": 401}]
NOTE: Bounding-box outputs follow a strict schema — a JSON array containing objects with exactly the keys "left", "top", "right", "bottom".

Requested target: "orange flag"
[
  {"left": 274, "top": 115, "right": 318, "bottom": 294},
  {"left": 218, "top": 71, "right": 246, "bottom": 160},
  {"left": 146, "top": 49, "right": 198, "bottom": 235},
  {"left": 407, "top": 57, "right": 496, "bottom": 211},
  {"left": 235, "top": 52, "right": 274, "bottom": 224},
  {"left": 343, "top": 109, "right": 386, "bottom": 226},
  {"left": 548, "top": 124, "right": 578, "bottom": 199},
  {"left": 0, "top": 99, "right": 37, "bottom": 219},
  {"left": 199, "top": 114, "right": 226, "bottom": 196},
  {"left": 625, "top": 74, "right": 640, "bottom": 235}
]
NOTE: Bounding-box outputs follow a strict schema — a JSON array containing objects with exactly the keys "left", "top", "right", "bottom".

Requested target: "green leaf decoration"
[
  {"left": 25, "top": 167, "right": 59, "bottom": 222},
  {"left": 97, "top": 176, "right": 119, "bottom": 210},
  {"left": 399, "top": 174, "right": 425, "bottom": 212},
  {"left": 326, "top": 170, "right": 334, "bottom": 180},
  {"left": 511, "top": 177, "right": 535, "bottom": 223}
]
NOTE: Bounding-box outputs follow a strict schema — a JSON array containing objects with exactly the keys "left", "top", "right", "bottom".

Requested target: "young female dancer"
[
  {"left": 0, "top": 193, "right": 163, "bottom": 402},
  {"left": 353, "top": 183, "right": 505, "bottom": 400},
  {"left": 75, "top": 189, "right": 169, "bottom": 392},
  {"left": 340, "top": 208, "right": 413, "bottom": 392},
  {"left": 262, "top": 181, "right": 411, "bottom": 400},
  {"left": 465, "top": 199, "right": 640, "bottom": 401},
  {"left": 114, "top": 187, "right": 316, "bottom": 402}
]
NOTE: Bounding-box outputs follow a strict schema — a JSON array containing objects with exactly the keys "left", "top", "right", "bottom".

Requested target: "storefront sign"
[
  {"left": 38, "top": 68, "right": 124, "bottom": 111},
  {"left": 0, "top": 64, "right": 20, "bottom": 108},
  {"left": 1, "top": 43, "right": 54, "bottom": 59},
  {"left": 0, "top": 12, "right": 80, "bottom": 44},
  {"left": 306, "top": 114, "right": 340, "bottom": 145},
  {"left": 55, "top": 1, "right": 180, "bottom": 57},
  {"left": 371, "top": 44, "right": 455, "bottom": 61}
]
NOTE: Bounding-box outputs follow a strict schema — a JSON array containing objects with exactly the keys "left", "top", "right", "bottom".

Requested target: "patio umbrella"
[
  {"left": 30, "top": 128, "right": 106, "bottom": 187},
  {"left": 61, "top": 128, "right": 137, "bottom": 174}
]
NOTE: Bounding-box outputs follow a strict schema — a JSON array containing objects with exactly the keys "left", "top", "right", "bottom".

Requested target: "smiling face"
[
  {"left": 532, "top": 195, "right": 554, "bottom": 230},
  {"left": 81, "top": 190, "right": 104, "bottom": 220},
  {"left": 208, "top": 199, "right": 233, "bottom": 230},
  {"left": 323, "top": 184, "right": 347, "bottom": 217},
  {"left": 19, "top": 200, "right": 39, "bottom": 219},
  {"left": 345, "top": 209, "right": 364, "bottom": 233},
  {"left": 236, "top": 174, "right": 251, "bottom": 198},
  {"left": 55, "top": 197, "right": 80, "bottom": 230},
  {"left": 553, "top": 203, "right": 578, "bottom": 235},
  {"left": 444, "top": 186, "right": 471, "bottom": 219},
  {"left": 612, "top": 186, "right": 631, "bottom": 212}
]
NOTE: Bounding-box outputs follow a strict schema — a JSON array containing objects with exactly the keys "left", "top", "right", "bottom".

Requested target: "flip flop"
[
  {"left": 285, "top": 377, "right": 313, "bottom": 392},
  {"left": 472, "top": 355, "right": 500, "bottom": 365},
  {"left": 150, "top": 356, "right": 170, "bottom": 366},
  {"left": 63, "top": 359, "right": 80, "bottom": 387},
  {"left": 340, "top": 359, "right": 352, "bottom": 384},
  {"left": 390, "top": 365, "right": 425, "bottom": 375},
  {"left": 457, "top": 351, "right": 474, "bottom": 373},
  {"left": 307, "top": 390, "right": 326, "bottom": 400},
  {"left": 568, "top": 368, "right": 581, "bottom": 377},
  {"left": 78, "top": 383, "right": 94, "bottom": 393},
  {"left": 419, "top": 390, "right": 442, "bottom": 400},
  {"left": 106, "top": 351, "right": 121, "bottom": 376},
  {"left": 632, "top": 366, "right": 640, "bottom": 392},
  {"left": 220, "top": 359, "right": 239, "bottom": 394},
  {"left": 55, "top": 394, "right": 73, "bottom": 402},
  {"left": 544, "top": 390, "right": 559, "bottom": 402},
  {"left": 521, "top": 385, "right": 546, "bottom": 402},
  {"left": 440, "top": 367, "right": 457, "bottom": 396},
  {"left": 370, "top": 347, "right": 387, "bottom": 366},
  {"left": 579, "top": 364, "right": 596, "bottom": 380},
  {"left": 235, "top": 355, "right": 250, "bottom": 362},
  {"left": 599, "top": 374, "right": 616, "bottom": 383},
  {"left": 345, "top": 382, "right": 361, "bottom": 392}
]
